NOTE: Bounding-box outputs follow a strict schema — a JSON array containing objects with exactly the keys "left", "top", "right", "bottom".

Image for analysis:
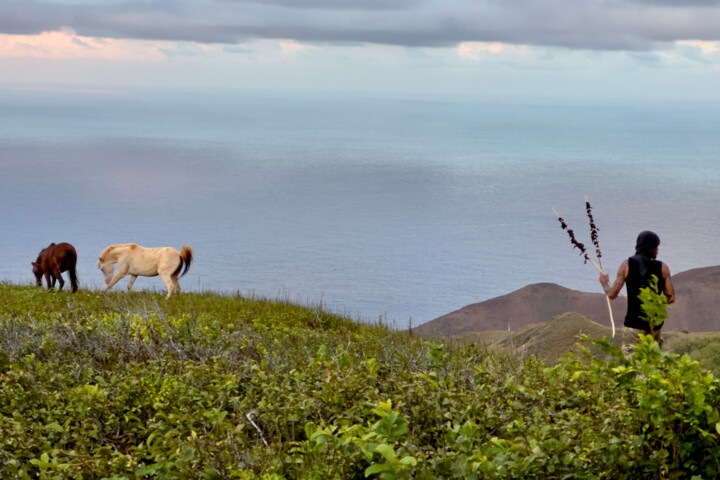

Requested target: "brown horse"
[{"left": 32, "top": 242, "right": 79, "bottom": 293}]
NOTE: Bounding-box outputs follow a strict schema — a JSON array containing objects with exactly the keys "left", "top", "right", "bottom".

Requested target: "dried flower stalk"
[
  {"left": 553, "top": 204, "right": 615, "bottom": 337},
  {"left": 552, "top": 208, "right": 591, "bottom": 264},
  {"left": 585, "top": 195, "right": 602, "bottom": 266}
]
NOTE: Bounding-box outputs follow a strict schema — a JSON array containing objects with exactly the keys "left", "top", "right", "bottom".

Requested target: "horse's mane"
[
  {"left": 36, "top": 243, "right": 55, "bottom": 262},
  {"left": 98, "top": 245, "right": 114, "bottom": 261},
  {"left": 99, "top": 243, "right": 140, "bottom": 261}
]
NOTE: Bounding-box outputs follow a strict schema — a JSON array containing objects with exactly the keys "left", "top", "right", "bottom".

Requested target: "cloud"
[
  {"left": 677, "top": 40, "right": 720, "bottom": 54},
  {"left": 456, "top": 42, "right": 527, "bottom": 61},
  {"left": 279, "top": 39, "right": 314, "bottom": 54},
  {"left": 2, "top": 0, "right": 720, "bottom": 52},
  {"left": 673, "top": 40, "right": 720, "bottom": 64},
  {"left": 0, "top": 29, "right": 169, "bottom": 60}
]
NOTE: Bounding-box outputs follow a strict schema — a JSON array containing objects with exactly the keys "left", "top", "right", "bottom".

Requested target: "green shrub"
[{"left": 1, "top": 283, "right": 720, "bottom": 479}]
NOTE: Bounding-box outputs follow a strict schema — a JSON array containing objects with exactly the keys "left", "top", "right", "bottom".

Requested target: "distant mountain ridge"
[{"left": 416, "top": 265, "right": 720, "bottom": 337}]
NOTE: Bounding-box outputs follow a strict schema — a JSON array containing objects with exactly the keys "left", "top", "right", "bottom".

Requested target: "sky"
[{"left": 2, "top": 0, "right": 720, "bottom": 99}]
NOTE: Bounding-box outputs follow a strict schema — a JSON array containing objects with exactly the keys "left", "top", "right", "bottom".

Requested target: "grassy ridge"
[{"left": 2, "top": 284, "right": 720, "bottom": 478}]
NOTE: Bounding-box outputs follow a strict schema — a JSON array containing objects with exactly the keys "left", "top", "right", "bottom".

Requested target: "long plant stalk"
[
  {"left": 584, "top": 196, "right": 616, "bottom": 338},
  {"left": 553, "top": 206, "right": 616, "bottom": 337}
]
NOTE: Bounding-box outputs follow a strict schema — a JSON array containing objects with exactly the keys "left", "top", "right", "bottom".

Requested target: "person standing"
[{"left": 599, "top": 230, "right": 675, "bottom": 346}]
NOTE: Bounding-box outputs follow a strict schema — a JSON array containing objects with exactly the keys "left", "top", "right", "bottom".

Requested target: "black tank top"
[{"left": 625, "top": 256, "right": 665, "bottom": 330}]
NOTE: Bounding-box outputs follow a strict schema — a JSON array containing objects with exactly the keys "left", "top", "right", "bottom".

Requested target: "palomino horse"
[
  {"left": 97, "top": 243, "right": 193, "bottom": 299},
  {"left": 32, "top": 242, "right": 79, "bottom": 292}
]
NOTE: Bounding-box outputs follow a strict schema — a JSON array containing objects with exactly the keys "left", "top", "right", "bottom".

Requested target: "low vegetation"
[
  {"left": 2, "top": 283, "right": 720, "bottom": 479},
  {"left": 457, "top": 312, "right": 720, "bottom": 377}
]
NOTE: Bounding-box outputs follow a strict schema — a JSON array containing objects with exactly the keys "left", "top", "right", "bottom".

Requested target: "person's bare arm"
[
  {"left": 599, "top": 260, "right": 628, "bottom": 300},
  {"left": 662, "top": 263, "right": 675, "bottom": 304}
]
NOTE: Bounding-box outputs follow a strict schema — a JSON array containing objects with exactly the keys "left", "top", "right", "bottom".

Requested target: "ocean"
[{"left": 2, "top": 87, "right": 719, "bottom": 326}]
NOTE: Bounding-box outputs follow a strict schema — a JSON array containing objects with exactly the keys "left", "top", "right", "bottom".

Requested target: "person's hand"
[{"left": 599, "top": 272, "right": 609, "bottom": 284}]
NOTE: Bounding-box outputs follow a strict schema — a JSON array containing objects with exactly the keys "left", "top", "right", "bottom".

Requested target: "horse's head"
[
  {"left": 97, "top": 258, "right": 114, "bottom": 285},
  {"left": 31, "top": 261, "right": 43, "bottom": 286}
]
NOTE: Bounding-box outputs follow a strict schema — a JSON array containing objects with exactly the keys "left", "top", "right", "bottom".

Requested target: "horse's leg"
[
  {"left": 172, "top": 274, "right": 181, "bottom": 294},
  {"left": 159, "top": 272, "right": 175, "bottom": 299},
  {"left": 51, "top": 265, "right": 65, "bottom": 292},
  {"left": 104, "top": 269, "right": 129, "bottom": 292},
  {"left": 48, "top": 261, "right": 64, "bottom": 290},
  {"left": 44, "top": 272, "right": 53, "bottom": 290},
  {"left": 127, "top": 275, "right": 138, "bottom": 291}
]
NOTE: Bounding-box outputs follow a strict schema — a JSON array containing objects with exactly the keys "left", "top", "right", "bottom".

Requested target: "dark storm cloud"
[{"left": 2, "top": 0, "right": 720, "bottom": 50}]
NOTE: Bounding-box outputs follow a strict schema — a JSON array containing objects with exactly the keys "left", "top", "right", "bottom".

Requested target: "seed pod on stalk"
[
  {"left": 585, "top": 196, "right": 602, "bottom": 266},
  {"left": 553, "top": 208, "right": 591, "bottom": 264}
]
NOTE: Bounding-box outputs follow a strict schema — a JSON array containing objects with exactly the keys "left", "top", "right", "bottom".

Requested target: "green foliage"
[
  {"left": 638, "top": 274, "right": 669, "bottom": 331},
  {"left": 2, "top": 283, "right": 720, "bottom": 478},
  {"left": 665, "top": 332, "right": 720, "bottom": 376},
  {"left": 575, "top": 335, "right": 720, "bottom": 478}
]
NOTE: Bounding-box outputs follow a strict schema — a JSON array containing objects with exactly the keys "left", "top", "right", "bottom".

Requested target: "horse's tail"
[
  {"left": 68, "top": 245, "right": 79, "bottom": 293},
  {"left": 69, "top": 265, "right": 79, "bottom": 293},
  {"left": 178, "top": 245, "right": 193, "bottom": 278}
]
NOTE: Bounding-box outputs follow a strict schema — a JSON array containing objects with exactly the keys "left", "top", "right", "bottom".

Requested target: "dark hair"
[{"left": 635, "top": 230, "right": 660, "bottom": 255}]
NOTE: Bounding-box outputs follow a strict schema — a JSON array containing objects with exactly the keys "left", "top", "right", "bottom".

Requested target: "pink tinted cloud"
[
  {"left": 456, "top": 41, "right": 528, "bottom": 61},
  {"left": 0, "top": 29, "right": 169, "bottom": 61},
  {"left": 279, "top": 39, "right": 315, "bottom": 54}
]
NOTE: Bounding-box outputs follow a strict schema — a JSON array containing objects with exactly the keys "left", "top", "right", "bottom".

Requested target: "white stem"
[
  {"left": 247, "top": 411, "right": 269, "bottom": 447},
  {"left": 605, "top": 294, "right": 616, "bottom": 338},
  {"left": 585, "top": 259, "right": 617, "bottom": 337}
]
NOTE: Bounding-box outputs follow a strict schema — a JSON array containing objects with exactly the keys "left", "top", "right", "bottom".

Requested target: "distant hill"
[
  {"left": 416, "top": 265, "right": 720, "bottom": 337},
  {"left": 666, "top": 266, "right": 720, "bottom": 331}
]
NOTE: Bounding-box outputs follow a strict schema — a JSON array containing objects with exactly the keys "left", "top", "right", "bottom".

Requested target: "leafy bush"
[
  {"left": 639, "top": 274, "right": 669, "bottom": 332},
  {"left": 1, "top": 283, "right": 720, "bottom": 479}
]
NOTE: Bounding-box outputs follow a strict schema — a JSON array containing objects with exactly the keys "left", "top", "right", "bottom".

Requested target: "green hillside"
[
  {"left": 450, "top": 313, "right": 720, "bottom": 376},
  {"left": 449, "top": 312, "right": 620, "bottom": 360},
  {"left": 2, "top": 283, "right": 720, "bottom": 478},
  {"left": 664, "top": 331, "right": 720, "bottom": 376}
]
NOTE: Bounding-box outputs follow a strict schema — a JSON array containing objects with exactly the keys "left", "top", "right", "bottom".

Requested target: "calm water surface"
[{"left": 2, "top": 88, "right": 719, "bottom": 325}]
